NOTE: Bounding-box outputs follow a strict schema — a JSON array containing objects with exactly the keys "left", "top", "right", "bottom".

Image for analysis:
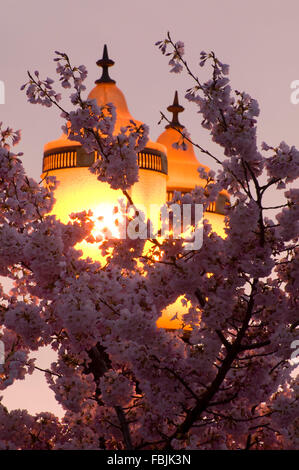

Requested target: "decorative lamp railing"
[
  {"left": 167, "top": 190, "right": 229, "bottom": 215},
  {"left": 43, "top": 146, "right": 168, "bottom": 175}
]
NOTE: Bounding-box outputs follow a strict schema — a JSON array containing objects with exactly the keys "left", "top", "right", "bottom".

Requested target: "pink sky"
[{"left": 1, "top": 0, "right": 298, "bottom": 416}]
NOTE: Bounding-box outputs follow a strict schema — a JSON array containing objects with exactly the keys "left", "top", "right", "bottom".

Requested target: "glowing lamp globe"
[
  {"left": 157, "top": 91, "right": 229, "bottom": 238},
  {"left": 42, "top": 45, "right": 167, "bottom": 260},
  {"left": 156, "top": 91, "right": 229, "bottom": 329}
]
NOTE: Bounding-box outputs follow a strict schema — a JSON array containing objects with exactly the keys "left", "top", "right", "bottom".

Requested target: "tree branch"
[{"left": 115, "top": 406, "right": 133, "bottom": 450}]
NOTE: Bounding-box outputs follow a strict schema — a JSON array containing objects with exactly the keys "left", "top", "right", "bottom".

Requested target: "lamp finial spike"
[
  {"left": 166, "top": 90, "right": 184, "bottom": 129},
  {"left": 95, "top": 44, "right": 116, "bottom": 84}
]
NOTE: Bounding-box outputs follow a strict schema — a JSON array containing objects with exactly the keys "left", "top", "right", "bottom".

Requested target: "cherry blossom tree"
[{"left": 0, "top": 35, "right": 298, "bottom": 450}]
